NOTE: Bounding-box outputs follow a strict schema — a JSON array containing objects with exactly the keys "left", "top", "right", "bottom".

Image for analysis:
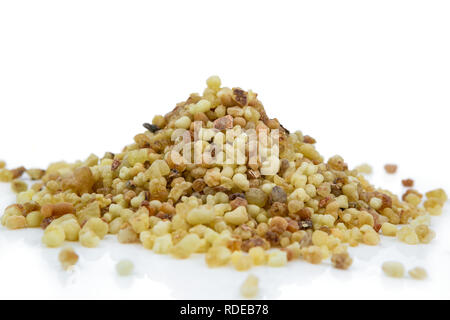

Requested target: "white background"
[{"left": 0, "top": 0, "right": 449, "bottom": 300}]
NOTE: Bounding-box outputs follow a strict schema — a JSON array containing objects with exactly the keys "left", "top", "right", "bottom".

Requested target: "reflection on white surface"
[{"left": 0, "top": 178, "right": 449, "bottom": 299}]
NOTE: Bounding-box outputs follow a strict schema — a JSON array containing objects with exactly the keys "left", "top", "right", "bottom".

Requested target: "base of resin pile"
[{"left": 0, "top": 76, "right": 448, "bottom": 272}]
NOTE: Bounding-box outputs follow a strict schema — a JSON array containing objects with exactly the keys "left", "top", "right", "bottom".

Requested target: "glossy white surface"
[{"left": 1, "top": 172, "right": 449, "bottom": 300}]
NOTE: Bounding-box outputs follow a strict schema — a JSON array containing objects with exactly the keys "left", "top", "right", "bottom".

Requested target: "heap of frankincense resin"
[{"left": 0, "top": 76, "right": 447, "bottom": 271}]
